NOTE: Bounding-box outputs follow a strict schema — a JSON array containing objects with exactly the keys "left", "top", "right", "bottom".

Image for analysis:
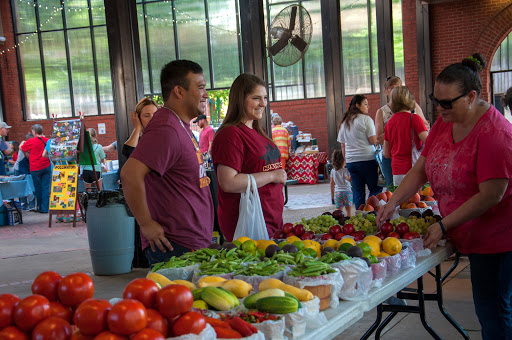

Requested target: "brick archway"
[{"left": 473, "top": 3, "right": 512, "bottom": 101}]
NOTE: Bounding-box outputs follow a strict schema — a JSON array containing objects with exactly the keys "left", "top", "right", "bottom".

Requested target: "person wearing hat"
[
  {"left": 0, "top": 122, "right": 13, "bottom": 176},
  {"left": 194, "top": 114, "right": 214, "bottom": 154}
]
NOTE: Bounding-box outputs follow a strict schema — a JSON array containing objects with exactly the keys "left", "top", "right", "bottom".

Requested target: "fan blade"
[
  {"left": 269, "top": 36, "right": 289, "bottom": 56},
  {"left": 288, "top": 6, "right": 297, "bottom": 32},
  {"left": 290, "top": 35, "right": 308, "bottom": 52}
]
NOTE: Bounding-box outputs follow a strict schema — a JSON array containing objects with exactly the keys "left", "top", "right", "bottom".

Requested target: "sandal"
[
  {"left": 64, "top": 217, "right": 74, "bottom": 223},
  {"left": 56, "top": 217, "right": 64, "bottom": 223}
]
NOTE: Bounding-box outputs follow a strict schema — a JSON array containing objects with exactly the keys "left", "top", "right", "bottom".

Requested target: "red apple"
[
  {"left": 375, "top": 232, "right": 387, "bottom": 240},
  {"left": 293, "top": 224, "right": 306, "bottom": 236},
  {"left": 285, "top": 232, "right": 296, "bottom": 238},
  {"left": 410, "top": 232, "right": 420, "bottom": 239},
  {"left": 306, "top": 230, "right": 316, "bottom": 237},
  {"left": 273, "top": 230, "right": 286, "bottom": 239},
  {"left": 380, "top": 222, "right": 394, "bottom": 234},
  {"left": 283, "top": 223, "right": 294, "bottom": 234},
  {"left": 300, "top": 233, "right": 312, "bottom": 241},
  {"left": 395, "top": 223, "right": 410, "bottom": 237},
  {"left": 321, "top": 233, "right": 333, "bottom": 240},
  {"left": 329, "top": 225, "right": 342, "bottom": 236},
  {"left": 402, "top": 232, "right": 416, "bottom": 240},
  {"left": 332, "top": 210, "right": 344, "bottom": 221},
  {"left": 334, "top": 233, "right": 346, "bottom": 241},
  {"left": 387, "top": 232, "right": 400, "bottom": 239},
  {"left": 351, "top": 232, "right": 363, "bottom": 241},
  {"left": 342, "top": 224, "right": 355, "bottom": 235},
  {"left": 356, "top": 230, "right": 366, "bottom": 238}
]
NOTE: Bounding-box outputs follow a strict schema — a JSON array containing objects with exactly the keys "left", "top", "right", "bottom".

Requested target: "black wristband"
[{"left": 438, "top": 220, "right": 446, "bottom": 236}]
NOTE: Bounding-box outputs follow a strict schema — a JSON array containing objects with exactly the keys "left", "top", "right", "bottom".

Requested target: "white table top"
[{"left": 298, "top": 245, "right": 455, "bottom": 339}]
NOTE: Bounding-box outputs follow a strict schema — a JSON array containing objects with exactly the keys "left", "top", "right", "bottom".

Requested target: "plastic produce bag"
[
  {"left": 166, "top": 323, "right": 216, "bottom": 340},
  {"left": 251, "top": 319, "right": 286, "bottom": 340},
  {"left": 332, "top": 258, "right": 372, "bottom": 301},
  {"left": 401, "top": 237, "right": 424, "bottom": 253},
  {"left": 399, "top": 245, "right": 416, "bottom": 269},
  {"left": 155, "top": 264, "right": 199, "bottom": 281},
  {"left": 233, "top": 175, "right": 269, "bottom": 241},
  {"left": 283, "top": 269, "right": 343, "bottom": 308},
  {"left": 370, "top": 260, "right": 387, "bottom": 289},
  {"left": 284, "top": 307, "right": 307, "bottom": 338},
  {"left": 301, "top": 297, "right": 328, "bottom": 329},
  {"left": 381, "top": 253, "right": 401, "bottom": 276}
]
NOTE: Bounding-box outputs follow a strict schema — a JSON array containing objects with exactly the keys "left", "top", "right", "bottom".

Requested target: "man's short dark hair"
[{"left": 160, "top": 60, "right": 203, "bottom": 102}]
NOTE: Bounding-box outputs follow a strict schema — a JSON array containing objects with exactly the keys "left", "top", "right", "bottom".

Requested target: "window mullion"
[
  {"left": 171, "top": 0, "right": 180, "bottom": 60},
  {"left": 367, "top": 0, "right": 374, "bottom": 93},
  {"left": 88, "top": 0, "right": 101, "bottom": 115},
  {"left": 142, "top": 3, "right": 153, "bottom": 95},
  {"left": 204, "top": 0, "right": 214, "bottom": 89},
  {"left": 60, "top": 0, "right": 75, "bottom": 117},
  {"left": 265, "top": 0, "right": 276, "bottom": 101},
  {"left": 34, "top": 0, "right": 50, "bottom": 119},
  {"left": 11, "top": 0, "right": 27, "bottom": 119}
]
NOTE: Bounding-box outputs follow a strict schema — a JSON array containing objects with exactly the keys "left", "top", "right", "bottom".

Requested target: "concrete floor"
[{"left": 0, "top": 183, "right": 481, "bottom": 339}]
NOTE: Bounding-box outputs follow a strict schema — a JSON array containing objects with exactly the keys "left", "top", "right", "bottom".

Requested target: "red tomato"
[
  {"left": 31, "top": 271, "right": 62, "bottom": 302},
  {"left": 49, "top": 301, "right": 73, "bottom": 323},
  {"left": 155, "top": 285, "right": 193, "bottom": 319},
  {"left": 58, "top": 273, "right": 94, "bottom": 307},
  {"left": 145, "top": 309, "right": 167, "bottom": 336},
  {"left": 171, "top": 311, "right": 205, "bottom": 336},
  {"left": 0, "top": 294, "right": 21, "bottom": 329},
  {"left": 92, "top": 331, "right": 127, "bottom": 340},
  {"left": 107, "top": 299, "right": 146, "bottom": 336},
  {"left": 122, "top": 279, "right": 158, "bottom": 309},
  {"left": 13, "top": 295, "right": 50, "bottom": 332},
  {"left": 74, "top": 299, "right": 112, "bottom": 336},
  {"left": 131, "top": 328, "right": 165, "bottom": 340},
  {"left": 32, "top": 316, "right": 72, "bottom": 340},
  {"left": 70, "top": 331, "right": 95, "bottom": 340},
  {"left": 0, "top": 326, "right": 29, "bottom": 340}
]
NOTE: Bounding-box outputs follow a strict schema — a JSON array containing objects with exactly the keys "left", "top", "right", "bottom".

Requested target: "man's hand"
[
  {"left": 271, "top": 169, "right": 287, "bottom": 185},
  {"left": 423, "top": 223, "right": 443, "bottom": 250},
  {"left": 139, "top": 220, "right": 174, "bottom": 253}
]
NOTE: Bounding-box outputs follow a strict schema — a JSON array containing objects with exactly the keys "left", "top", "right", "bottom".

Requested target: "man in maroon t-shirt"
[
  {"left": 121, "top": 60, "right": 214, "bottom": 265},
  {"left": 194, "top": 114, "right": 215, "bottom": 154}
]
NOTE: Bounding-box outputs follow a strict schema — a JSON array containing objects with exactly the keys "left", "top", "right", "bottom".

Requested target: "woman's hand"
[
  {"left": 423, "top": 223, "right": 444, "bottom": 249},
  {"left": 271, "top": 169, "right": 287, "bottom": 185},
  {"left": 130, "top": 111, "right": 141, "bottom": 129},
  {"left": 376, "top": 201, "right": 398, "bottom": 227}
]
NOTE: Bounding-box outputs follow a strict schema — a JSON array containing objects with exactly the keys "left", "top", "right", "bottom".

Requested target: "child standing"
[{"left": 330, "top": 149, "right": 353, "bottom": 217}]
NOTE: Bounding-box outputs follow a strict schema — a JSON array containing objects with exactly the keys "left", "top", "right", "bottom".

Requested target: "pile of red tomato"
[{"left": 0, "top": 271, "right": 206, "bottom": 340}]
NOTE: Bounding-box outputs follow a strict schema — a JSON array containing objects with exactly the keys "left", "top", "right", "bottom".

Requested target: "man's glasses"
[{"left": 429, "top": 92, "right": 468, "bottom": 110}]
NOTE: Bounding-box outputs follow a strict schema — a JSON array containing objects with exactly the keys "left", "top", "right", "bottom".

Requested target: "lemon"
[
  {"left": 236, "top": 236, "right": 251, "bottom": 244},
  {"left": 323, "top": 239, "right": 338, "bottom": 250},
  {"left": 303, "top": 240, "right": 321, "bottom": 251},
  {"left": 378, "top": 251, "right": 390, "bottom": 257},
  {"left": 382, "top": 237, "right": 402, "bottom": 255},
  {"left": 363, "top": 235, "right": 382, "bottom": 245},
  {"left": 286, "top": 236, "right": 301, "bottom": 244},
  {"left": 364, "top": 240, "right": 381, "bottom": 256},
  {"left": 336, "top": 238, "right": 356, "bottom": 249}
]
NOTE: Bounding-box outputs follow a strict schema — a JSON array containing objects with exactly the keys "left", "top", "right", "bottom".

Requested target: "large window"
[
  {"left": 490, "top": 30, "right": 512, "bottom": 122},
  {"left": 136, "top": 0, "right": 242, "bottom": 96},
  {"left": 392, "top": 0, "right": 405, "bottom": 83},
  {"left": 12, "top": 0, "right": 113, "bottom": 119}
]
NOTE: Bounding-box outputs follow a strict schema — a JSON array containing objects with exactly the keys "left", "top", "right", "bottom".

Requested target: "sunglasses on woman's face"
[{"left": 429, "top": 92, "right": 468, "bottom": 110}]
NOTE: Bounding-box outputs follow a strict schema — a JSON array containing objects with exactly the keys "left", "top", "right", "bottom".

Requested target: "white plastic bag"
[
  {"left": 283, "top": 269, "right": 343, "bottom": 308},
  {"left": 233, "top": 175, "right": 269, "bottom": 241},
  {"left": 251, "top": 319, "right": 286, "bottom": 340},
  {"left": 166, "top": 323, "right": 216, "bottom": 340},
  {"left": 154, "top": 264, "right": 199, "bottom": 282},
  {"left": 370, "top": 260, "right": 387, "bottom": 289},
  {"left": 332, "top": 258, "right": 372, "bottom": 301}
]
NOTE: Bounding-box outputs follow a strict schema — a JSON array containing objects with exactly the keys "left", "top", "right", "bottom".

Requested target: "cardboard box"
[{"left": 8, "top": 208, "right": 20, "bottom": 226}]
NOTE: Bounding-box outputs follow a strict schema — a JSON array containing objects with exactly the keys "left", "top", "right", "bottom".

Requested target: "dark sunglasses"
[{"left": 429, "top": 92, "right": 468, "bottom": 110}]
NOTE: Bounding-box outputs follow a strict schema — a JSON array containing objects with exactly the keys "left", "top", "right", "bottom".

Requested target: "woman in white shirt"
[{"left": 337, "top": 95, "right": 382, "bottom": 208}]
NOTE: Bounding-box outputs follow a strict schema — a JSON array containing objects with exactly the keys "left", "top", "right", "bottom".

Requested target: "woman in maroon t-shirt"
[{"left": 211, "top": 74, "right": 287, "bottom": 242}]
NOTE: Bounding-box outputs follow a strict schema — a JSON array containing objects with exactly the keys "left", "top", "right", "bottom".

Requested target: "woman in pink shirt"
[{"left": 377, "top": 53, "right": 512, "bottom": 339}]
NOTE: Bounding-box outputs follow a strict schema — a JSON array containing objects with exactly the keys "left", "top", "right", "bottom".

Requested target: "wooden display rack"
[{"left": 48, "top": 119, "right": 99, "bottom": 228}]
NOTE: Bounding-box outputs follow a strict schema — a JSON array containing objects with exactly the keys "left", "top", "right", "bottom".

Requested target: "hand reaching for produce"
[
  {"left": 423, "top": 222, "right": 444, "bottom": 250},
  {"left": 376, "top": 201, "right": 397, "bottom": 227},
  {"left": 140, "top": 219, "right": 174, "bottom": 253}
]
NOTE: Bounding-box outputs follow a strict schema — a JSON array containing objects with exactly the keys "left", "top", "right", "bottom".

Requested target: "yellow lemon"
[
  {"left": 364, "top": 240, "right": 381, "bottom": 256},
  {"left": 382, "top": 237, "right": 402, "bottom": 255},
  {"left": 378, "top": 251, "right": 390, "bottom": 257},
  {"left": 286, "top": 236, "right": 301, "bottom": 244},
  {"left": 322, "top": 239, "right": 338, "bottom": 250},
  {"left": 236, "top": 236, "right": 251, "bottom": 244},
  {"left": 363, "top": 235, "right": 383, "bottom": 245},
  {"left": 336, "top": 238, "right": 356, "bottom": 249}
]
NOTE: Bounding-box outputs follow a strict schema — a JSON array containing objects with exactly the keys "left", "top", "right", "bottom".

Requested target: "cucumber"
[
  {"left": 244, "top": 288, "right": 285, "bottom": 309},
  {"left": 284, "top": 292, "right": 302, "bottom": 309},
  {"left": 192, "top": 288, "right": 204, "bottom": 301},
  {"left": 256, "top": 296, "right": 299, "bottom": 314}
]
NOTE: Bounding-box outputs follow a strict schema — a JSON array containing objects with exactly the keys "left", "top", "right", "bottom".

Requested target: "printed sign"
[
  {"left": 49, "top": 165, "right": 78, "bottom": 211},
  {"left": 50, "top": 120, "right": 81, "bottom": 163}
]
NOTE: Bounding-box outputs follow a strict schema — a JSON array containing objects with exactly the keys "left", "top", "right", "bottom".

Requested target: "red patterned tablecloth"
[{"left": 286, "top": 152, "right": 326, "bottom": 184}]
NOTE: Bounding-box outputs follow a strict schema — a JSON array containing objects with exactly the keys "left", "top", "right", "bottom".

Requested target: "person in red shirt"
[
  {"left": 377, "top": 53, "right": 512, "bottom": 339},
  {"left": 194, "top": 114, "right": 215, "bottom": 154},
  {"left": 21, "top": 124, "right": 51, "bottom": 213},
  {"left": 211, "top": 74, "right": 287, "bottom": 242},
  {"left": 383, "top": 86, "right": 428, "bottom": 186}
]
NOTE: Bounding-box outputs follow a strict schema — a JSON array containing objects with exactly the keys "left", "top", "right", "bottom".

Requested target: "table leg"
[
  {"left": 417, "top": 276, "right": 442, "bottom": 339},
  {"left": 360, "top": 304, "right": 383, "bottom": 340}
]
